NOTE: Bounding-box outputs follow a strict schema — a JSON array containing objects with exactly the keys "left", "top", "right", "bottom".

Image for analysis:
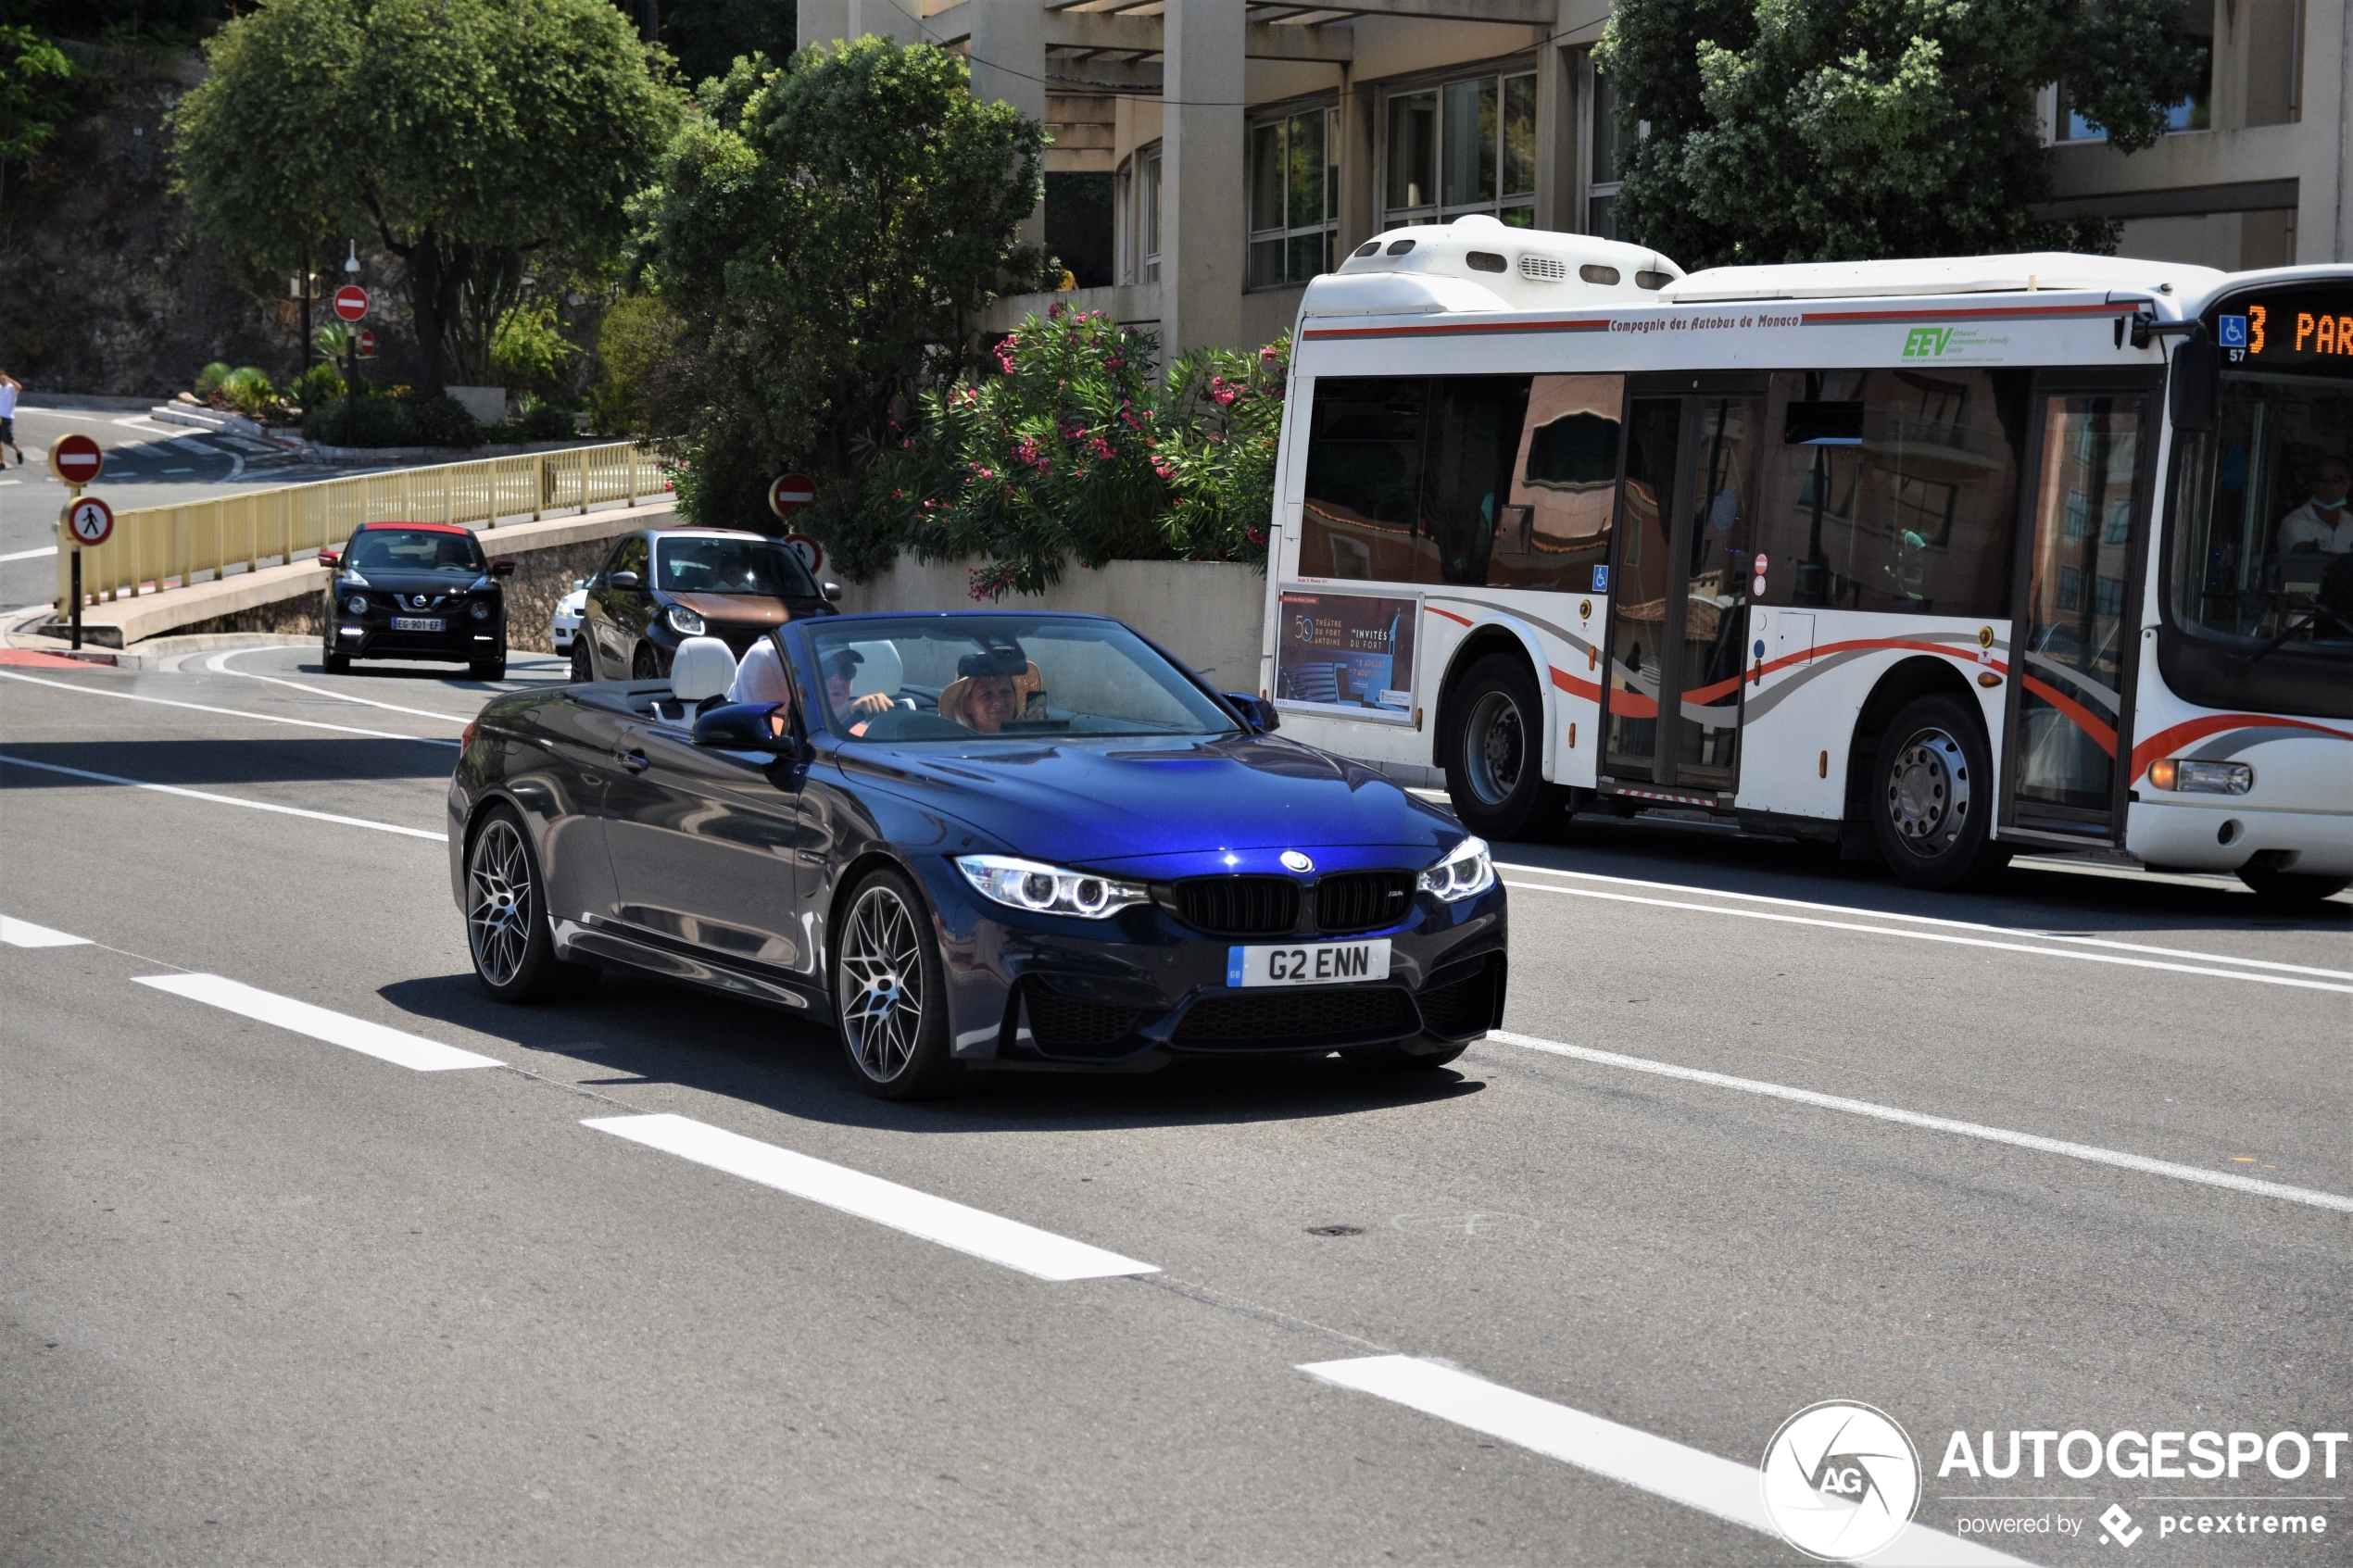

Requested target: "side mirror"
[
  {"left": 822, "top": 581, "right": 843, "bottom": 603},
  {"left": 1224, "top": 693, "right": 1280, "bottom": 734},
  {"left": 572, "top": 577, "right": 586, "bottom": 590},
  {"left": 610, "top": 570, "right": 641, "bottom": 590},
  {"left": 694, "top": 702, "right": 794, "bottom": 753},
  {"left": 2170, "top": 326, "right": 2219, "bottom": 434},
  {"left": 317, "top": 548, "right": 339, "bottom": 568},
  {"left": 489, "top": 558, "right": 515, "bottom": 577}
]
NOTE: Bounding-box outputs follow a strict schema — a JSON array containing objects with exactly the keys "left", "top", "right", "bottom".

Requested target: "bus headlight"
[
  {"left": 2148, "top": 759, "right": 2251, "bottom": 795},
  {"left": 1418, "top": 835, "right": 1495, "bottom": 901}
]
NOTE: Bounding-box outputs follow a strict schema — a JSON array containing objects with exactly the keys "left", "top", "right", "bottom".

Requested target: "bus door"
[
  {"left": 1602, "top": 379, "right": 1767, "bottom": 797},
  {"left": 1997, "top": 370, "right": 2162, "bottom": 845}
]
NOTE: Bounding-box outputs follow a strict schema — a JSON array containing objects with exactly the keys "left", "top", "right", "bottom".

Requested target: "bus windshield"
[{"left": 2167, "top": 355, "right": 2353, "bottom": 716}]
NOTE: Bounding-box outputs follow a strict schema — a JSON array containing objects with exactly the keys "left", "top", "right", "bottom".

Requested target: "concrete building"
[{"left": 799, "top": 1, "right": 2351, "bottom": 357}]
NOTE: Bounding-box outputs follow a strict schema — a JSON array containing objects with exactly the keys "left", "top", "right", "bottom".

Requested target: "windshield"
[
  {"left": 806, "top": 617, "right": 1240, "bottom": 742},
  {"left": 346, "top": 527, "right": 485, "bottom": 576},
  {"left": 655, "top": 536, "right": 821, "bottom": 598}
]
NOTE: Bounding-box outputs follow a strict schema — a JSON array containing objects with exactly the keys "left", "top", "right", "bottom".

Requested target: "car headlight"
[
  {"left": 955, "top": 855, "right": 1149, "bottom": 920},
  {"left": 345, "top": 596, "right": 368, "bottom": 617},
  {"left": 337, "top": 569, "right": 371, "bottom": 587},
  {"left": 2148, "top": 759, "right": 2251, "bottom": 795},
  {"left": 471, "top": 600, "right": 492, "bottom": 621},
  {"left": 666, "top": 603, "right": 706, "bottom": 636},
  {"left": 1417, "top": 835, "right": 1495, "bottom": 902}
]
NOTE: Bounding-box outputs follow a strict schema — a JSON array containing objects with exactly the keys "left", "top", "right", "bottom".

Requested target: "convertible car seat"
[{"left": 657, "top": 635, "right": 738, "bottom": 721}]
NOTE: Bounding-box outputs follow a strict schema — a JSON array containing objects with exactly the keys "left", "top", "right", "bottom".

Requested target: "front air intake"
[{"left": 1170, "top": 876, "right": 1301, "bottom": 938}]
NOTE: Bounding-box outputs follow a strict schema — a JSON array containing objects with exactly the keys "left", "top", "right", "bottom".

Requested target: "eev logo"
[{"left": 1903, "top": 327, "right": 1957, "bottom": 358}]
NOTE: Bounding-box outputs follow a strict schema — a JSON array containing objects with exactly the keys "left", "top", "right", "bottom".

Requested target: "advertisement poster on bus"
[{"left": 1274, "top": 589, "right": 1418, "bottom": 721}]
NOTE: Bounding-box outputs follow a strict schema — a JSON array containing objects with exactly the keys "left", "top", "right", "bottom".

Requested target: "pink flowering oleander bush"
[{"left": 863, "top": 305, "right": 1288, "bottom": 598}]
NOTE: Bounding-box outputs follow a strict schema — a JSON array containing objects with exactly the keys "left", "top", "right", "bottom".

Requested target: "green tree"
[
  {"left": 1595, "top": 0, "right": 2206, "bottom": 268},
  {"left": 0, "top": 24, "right": 76, "bottom": 221},
  {"left": 170, "top": 0, "right": 682, "bottom": 394},
  {"left": 629, "top": 37, "right": 1048, "bottom": 549}
]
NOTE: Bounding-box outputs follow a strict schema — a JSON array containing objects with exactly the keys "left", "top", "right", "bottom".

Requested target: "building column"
[
  {"left": 1532, "top": 20, "right": 1577, "bottom": 233},
  {"left": 1338, "top": 74, "right": 1380, "bottom": 257},
  {"left": 1161, "top": 0, "right": 1245, "bottom": 357},
  {"left": 796, "top": 0, "right": 849, "bottom": 49},
  {"left": 846, "top": 0, "right": 920, "bottom": 44},
  {"left": 967, "top": 0, "right": 1049, "bottom": 251}
]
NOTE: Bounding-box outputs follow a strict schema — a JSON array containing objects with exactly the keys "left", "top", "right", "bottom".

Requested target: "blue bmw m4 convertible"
[{"left": 449, "top": 611, "right": 1507, "bottom": 1098}]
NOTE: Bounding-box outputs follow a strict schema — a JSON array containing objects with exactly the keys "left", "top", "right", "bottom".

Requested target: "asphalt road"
[
  {"left": 0, "top": 406, "right": 392, "bottom": 612},
  {"left": 4, "top": 643, "right": 2347, "bottom": 1567}
]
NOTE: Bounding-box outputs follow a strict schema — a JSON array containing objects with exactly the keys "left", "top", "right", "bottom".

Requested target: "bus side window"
[
  {"left": 1302, "top": 378, "right": 1428, "bottom": 582},
  {"left": 1493, "top": 373, "right": 1623, "bottom": 592},
  {"left": 1417, "top": 376, "right": 1533, "bottom": 587},
  {"left": 1755, "top": 369, "right": 2027, "bottom": 618}
]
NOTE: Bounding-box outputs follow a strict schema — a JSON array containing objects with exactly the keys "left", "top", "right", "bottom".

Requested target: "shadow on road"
[
  {"left": 0, "top": 736, "right": 454, "bottom": 785},
  {"left": 379, "top": 969, "right": 1485, "bottom": 1135}
]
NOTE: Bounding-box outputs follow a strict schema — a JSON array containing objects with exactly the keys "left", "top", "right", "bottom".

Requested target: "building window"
[
  {"left": 1138, "top": 143, "right": 1163, "bottom": 284},
  {"left": 1587, "top": 64, "right": 1625, "bottom": 239},
  {"left": 1384, "top": 70, "right": 1537, "bottom": 230},
  {"left": 2057, "top": 23, "right": 2212, "bottom": 140},
  {"left": 1250, "top": 106, "right": 1339, "bottom": 288}
]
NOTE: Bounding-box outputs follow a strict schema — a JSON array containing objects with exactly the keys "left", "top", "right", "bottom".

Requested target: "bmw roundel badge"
[{"left": 1280, "top": 850, "right": 1313, "bottom": 873}]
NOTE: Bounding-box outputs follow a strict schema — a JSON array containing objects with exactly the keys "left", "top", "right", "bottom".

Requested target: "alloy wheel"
[
  {"left": 1885, "top": 725, "right": 1970, "bottom": 854},
  {"left": 839, "top": 884, "right": 925, "bottom": 1083},
  {"left": 467, "top": 818, "right": 534, "bottom": 987},
  {"left": 1462, "top": 690, "right": 1526, "bottom": 807}
]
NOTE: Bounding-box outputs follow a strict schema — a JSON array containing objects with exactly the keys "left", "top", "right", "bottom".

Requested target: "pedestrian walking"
[{"left": 0, "top": 370, "right": 22, "bottom": 465}]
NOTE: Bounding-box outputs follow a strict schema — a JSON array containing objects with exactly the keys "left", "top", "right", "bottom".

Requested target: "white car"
[{"left": 549, "top": 580, "right": 587, "bottom": 653}]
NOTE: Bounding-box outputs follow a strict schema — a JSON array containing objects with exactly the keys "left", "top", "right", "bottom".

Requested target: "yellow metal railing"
[{"left": 57, "top": 442, "right": 668, "bottom": 610}]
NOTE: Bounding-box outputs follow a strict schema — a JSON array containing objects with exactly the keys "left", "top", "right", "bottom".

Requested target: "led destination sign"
[{"left": 2212, "top": 285, "right": 2353, "bottom": 374}]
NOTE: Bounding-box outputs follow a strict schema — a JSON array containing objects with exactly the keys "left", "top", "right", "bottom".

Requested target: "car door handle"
[{"left": 616, "top": 747, "right": 649, "bottom": 772}]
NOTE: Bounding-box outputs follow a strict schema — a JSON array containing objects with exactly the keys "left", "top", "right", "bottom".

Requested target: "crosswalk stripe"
[
  {"left": 1298, "top": 1356, "right": 2032, "bottom": 1567},
  {"left": 135, "top": 973, "right": 502, "bottom": 1071},
  {"left": 584, "top": 1113, "right": 1160, "bottom": 1282}
]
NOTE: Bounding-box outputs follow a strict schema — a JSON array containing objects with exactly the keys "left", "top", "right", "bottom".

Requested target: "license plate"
[
  {"left": 392, "top": 616, "right": 445, "bottom": 632},
  {"left": 1227, "top": 939, "right": 1390, "bottom": 987}
]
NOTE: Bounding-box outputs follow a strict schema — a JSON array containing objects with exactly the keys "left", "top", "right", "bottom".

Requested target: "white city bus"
[{"left": 1259, "top": 216, "right": 2352, "bottom": 900}]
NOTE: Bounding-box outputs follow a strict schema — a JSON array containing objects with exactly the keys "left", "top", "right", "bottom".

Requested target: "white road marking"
[
  {"left": 1501, "top": 879, "right": 2353, "bottom": 995},
  {"left": 0, "top": 753, "right": 447, "bottom": 841},
  {"left": 136, "top": 973, "right": 500, "bottom": 1071},
  {"left": 1298, "top": 1356, "right": 2032, "bottom": 1568},
  {"left": 584, "top": 1113, "right": 1161, "bottom": 1282},
  {"left": 0, "top": 669, "right": 459, "bottom": 744},
  {"left": 1490, "top": 1031, "right": 2353, "bottom": 1214},
  {"left": 206, "top": 647, "right": 475, "bottom": 722},
  {"left": 161, "top": 466, "right": 195, "bottom": 473},
  {"left": 1498, "top": 861, "right": 2351, "bottom": 980},
  {"left": 0, "top": 544, "right": 57, "bottom": 562},
  {"left": 2, "top": 915, "right": 90, "bottom": 947}
]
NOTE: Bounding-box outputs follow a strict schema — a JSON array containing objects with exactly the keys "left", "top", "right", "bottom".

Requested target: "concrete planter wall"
[{"left": 834, "top": 556, "right": 1266, "bottom": 691}]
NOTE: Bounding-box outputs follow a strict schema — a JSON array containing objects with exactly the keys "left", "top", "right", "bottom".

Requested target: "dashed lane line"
[
  {"left": 1299, "top": 1356, "right": 2033, "bottom": 1568},
  {"left": 0, "top": 545, "right": 57, "bottom": 563},
  {"left": 1488, "top": 1031, "right": 2353, "bottom": 1214},
  {"left": 136, "top": 973, "right": 500, "bottom": 1071},
  {"left": 204, "top": 647, "right": 477, "bottom": 722},
  {"left": 1497, "top": 861, "right": 2352, "bottom": 981},
  {"left": 0, "top": 668, "right": 461, "bottom": 744},
  {"left": 0, "top": 753, "right": 447, "bottom": 841},
  {"left": 2, "top": 915, "right": 90, "bottom": 947},
  {"left": 585, "top": 1112, "right": 1162, "bottom": 1282},
  {"left": 1501, "top": 879, "right": 2353, "bottom": 995}
]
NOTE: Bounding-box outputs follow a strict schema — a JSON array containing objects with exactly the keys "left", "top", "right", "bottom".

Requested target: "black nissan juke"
[{"left": 319, "top": 521, "right": 513, "bottom": 679}]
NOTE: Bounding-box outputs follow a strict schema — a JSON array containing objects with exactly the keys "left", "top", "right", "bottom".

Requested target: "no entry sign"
[
  {"left": 356, "top": 329, "right": 378, "bottom": 359},
  {"left": 767, "top": 471, "right": 816, "bottom": 519},
  {"left": 48, "top": 433, "right": 103, "bottom": 486},
  {"left": 65, "top": 495, "right": 114, "bottom": 547},
  {"left": 333, "top": 284, "right": 370, "bottom": 322}
]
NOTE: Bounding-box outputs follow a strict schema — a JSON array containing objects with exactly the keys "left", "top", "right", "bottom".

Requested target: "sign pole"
[{"left": 69, "top": 546, "right": 82, "bottom": 651}]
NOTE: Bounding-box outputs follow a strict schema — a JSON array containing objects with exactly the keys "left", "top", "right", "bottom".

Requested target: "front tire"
[
  {"left": 570, "top": 640, "right": 595, "bottom": 684},
  {"left": 466, "top": 805, "right": 600, "bottom": 1003},
  {"left": 834, "top": 869, "right": 964, "bottom": 1100},
  {"left": 631, "top": 643, "right": 661, "bottom": 681},
  {"left": 322, "top": 649, "right": 350, "bottom": 674},
  {"left": 1444, "top": 654, "right": 1566, "bottom": 841},
  {"left": 1869, "top": 695, "right": 2005, "bottom": 890},
  {"left": 2237, "top": 864, "right": 2351, "bottom": 905}
]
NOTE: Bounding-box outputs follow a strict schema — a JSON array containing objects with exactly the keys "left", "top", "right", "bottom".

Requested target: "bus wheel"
[
  {"left": 2236, "top": 861, "right": 2351, "bottom": 905},
  {"left": 1869, "top": 695, "right": 2002, "bottom": 890},
  {"left": 1446, "top": 655, "right": 1557, "bottom": 841}
]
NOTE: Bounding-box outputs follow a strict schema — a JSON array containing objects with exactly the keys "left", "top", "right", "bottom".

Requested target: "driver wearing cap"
[{"left": 824, "top": 647, "right": 894, "bottom": 736}]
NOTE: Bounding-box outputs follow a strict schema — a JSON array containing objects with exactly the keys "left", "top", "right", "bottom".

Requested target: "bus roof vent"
[{"left": 1305, "top": 215, "right": 1685, "bottom": 316}]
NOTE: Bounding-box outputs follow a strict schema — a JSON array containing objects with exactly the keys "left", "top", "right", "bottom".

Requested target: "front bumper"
[
  {"left": 912, "top": 857, "right": 1508, "bottom": 1066},
  {"left": 2126, "top": 798, "right": 2353, "bottom": 878},
  {"left": 336, "top": 613, "right": 506, "bottom": 663}
]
